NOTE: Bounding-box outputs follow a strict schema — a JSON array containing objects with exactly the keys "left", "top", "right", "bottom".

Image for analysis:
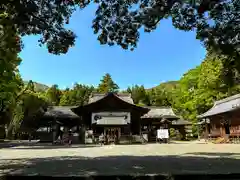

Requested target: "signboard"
[
  {"left": 91, "top": 112, "right": 131, "bottom": 124},
  {"left": 157, "top": 129, "right": 169, "bottom": 139}
]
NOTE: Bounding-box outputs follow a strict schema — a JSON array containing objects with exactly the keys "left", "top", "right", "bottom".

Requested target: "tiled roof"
[
  {"left": 195, "top": 120, "right": 210, "bottom": 125},
  {"left": 44, "top": 106, "right": 80, "bottom": 119},
  {"left": 88, "top": 93, "right": 134, "bottom": 104},
  {"left": 172, "top": 119, "right": 192, "bottom": 125},
  {"left": 197, "top": 94, "right": 240, "bottom": 118},
  {"left": 141, "top": 107, "right": 179, "bottom": 119}
]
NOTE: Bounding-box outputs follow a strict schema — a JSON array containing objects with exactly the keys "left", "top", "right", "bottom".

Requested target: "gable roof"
[
  {"left": 197, "top": 93, "right": 240, "bottom": 118},
  {"left": 72, "top": 93, "right": 149, "bottom": 115},
  {"left": 141, "top": 107, "right": 179, "bottom": 119},
  {"left": 88, "top": 93, "right": 134, "bottom": 104}
]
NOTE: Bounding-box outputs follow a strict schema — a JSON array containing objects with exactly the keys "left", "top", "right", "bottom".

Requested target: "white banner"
[{"left": 157, "top": 129, "right": 169, "bottom": 139}]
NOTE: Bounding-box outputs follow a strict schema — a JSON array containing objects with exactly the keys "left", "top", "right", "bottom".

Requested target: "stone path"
[{"left": 1, "top": 143, "right": 240, "bottom": 176}]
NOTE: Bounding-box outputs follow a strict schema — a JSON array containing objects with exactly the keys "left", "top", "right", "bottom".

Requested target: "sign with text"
[
  {"left": 91, "top": 112, "right": 131, "bottom": 124},
  {"left": 157, "top": 129, "right": 169, "bottom": 139}
]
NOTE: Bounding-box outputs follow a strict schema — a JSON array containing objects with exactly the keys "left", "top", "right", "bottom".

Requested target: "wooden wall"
[
  {"left": 228, "top": 111, "right": 240, "bottom": 136},
  {"left": 209, "top": 110, "right": 240, "bottom": 137}
]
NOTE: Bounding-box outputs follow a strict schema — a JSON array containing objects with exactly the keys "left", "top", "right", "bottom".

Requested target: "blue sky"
[{"left": 19, "top": 4, "right": 206, "bottom": 90}]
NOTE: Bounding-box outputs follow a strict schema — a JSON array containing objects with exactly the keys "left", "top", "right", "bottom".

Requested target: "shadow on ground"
[
  {"left": 185, "top": 152, "right": 240, "bottom": 157},
  {"left": 0, "top": 142, "right": 101, "bottom": 149},
  {"left": 0, "top": 141, "right": 38, "bottom": 149},
  {"left": 1, "top": 154, "right": 240, "bottom": 176}
]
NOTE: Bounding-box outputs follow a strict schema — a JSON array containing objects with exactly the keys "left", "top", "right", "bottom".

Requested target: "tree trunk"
[
  {"left": 79, "top": 126, "right": 86, "bottom": 144},
  {"left": 4, "top": 110, "right": 14, "bottom": 139},
  {"left": 0, "top": 125, "right": 6, "bottom": 139},
  {"left": 6, "top": 123, "right": 14, "bottom": 140}
]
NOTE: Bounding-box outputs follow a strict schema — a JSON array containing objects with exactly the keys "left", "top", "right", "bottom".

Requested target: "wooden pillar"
[
  {"left": 165, "top": 122, "right": 169, "bottom": 143},
  {"left": 205, "top": 121, "right": 208, "bottom": 141},
  {"left": 197, "top": 124, "right": 200, "bottom": 140},
  {"left": 139, "top": 119, "right": 142, "bottom": 135},
  {"left": 129, "top": 123, "right": 132, "bottom": 136},
  {"left": 118, "top": 127, "right": 121, "bottom": 139},
  {"left": 52, "top": 121, "right": 58, "bottom": 143}
]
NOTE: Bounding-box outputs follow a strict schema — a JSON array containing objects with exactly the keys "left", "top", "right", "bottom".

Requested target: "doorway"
[
  {"left": 104, "top": 127, "right": 121, "bottom": 144},
  {"left": 224, "top": 122, "right": 230, "bottom": 135}
]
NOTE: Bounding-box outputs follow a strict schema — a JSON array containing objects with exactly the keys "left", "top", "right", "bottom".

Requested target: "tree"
[
  {"left": 1, "top": 0, "right": 76, "bottom": 55},
  {"left": 0, "top": 78, "right": 48, "bottom": 139},
  {"left": 45, "top": 85, "right": 62, "bottom": 106},
  {"left": 148, "top": 81, "right": 178, "bottom": 107},
  {"left": 97, "top": 73, "right": 119, "bottom": 93},
  {"left": 128, "top": 85, "right": 148, "bottom": 104},
  {"left": 0, "top": 20, "right": 23, "bottom": 119},
  {"left": 88, "top": 0, "right": 240, "bottom": 58},
  {"left": 59, "top": 83, "right": 94, "bottom": 106},
  {"left": 0, "top": 14, "right": 24, "bottom": 138},
  {"left": 170, "top": 51, "right": 240, "bottom": 136},
  {"left": 2, "top": 0, "right": 239, "bottom": 58},
  {"left": 8, "top": 90, "right": 48, "bottom": 138},
  {"left": 0, "top": 72, "right": 23, "bottom": 138}
]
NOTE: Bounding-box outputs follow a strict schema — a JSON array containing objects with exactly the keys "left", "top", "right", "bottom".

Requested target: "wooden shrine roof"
[
  {"left": 141, "top": 106, "right": 179, "bottom": 119},
  {"left": 197, "top": 93, "right": 240, "bottom": 119},
  {"left": 172, "top": 119, "right": 192, "bottom": 125},
  {"left": 72, "top": 93, "right": 150, "bottom": 115},
  {"left": 88, "top": 93, "right": 134, "bottom": 104},
  {"left": 43, "top": 106, "right": 80, "bottom": 119}
]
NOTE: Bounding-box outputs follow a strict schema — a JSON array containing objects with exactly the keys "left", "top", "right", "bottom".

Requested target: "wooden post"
[
  {"left": 197, "top": 124, "right": 200, "bottom": 140},
  {"left": 52, "top": 121, "right": 57, "bottom": 143},
  {"left": 204, "top": 118, "right": 209, "bottom": 142}
]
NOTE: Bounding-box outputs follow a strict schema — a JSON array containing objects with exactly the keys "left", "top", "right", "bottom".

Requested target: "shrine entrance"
[{"left": 104, "top": 127, "right": 121, "bottom": 144}]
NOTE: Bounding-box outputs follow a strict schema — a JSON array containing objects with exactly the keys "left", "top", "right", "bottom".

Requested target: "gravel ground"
[{"left": 1, "top": 143, "right": 240, "bottom": 176}]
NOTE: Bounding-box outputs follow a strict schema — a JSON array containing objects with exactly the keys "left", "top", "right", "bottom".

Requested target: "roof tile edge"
[
  {"left": 90, "top": 93, "right": 131, "bottom": 97},
  {"left": 215, "top": 93, "right": 240, "bottom": 105}
]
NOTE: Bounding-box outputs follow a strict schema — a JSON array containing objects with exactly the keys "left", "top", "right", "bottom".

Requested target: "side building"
[{"left": 198, "top": 93, "right": 240, "bottom": 141}]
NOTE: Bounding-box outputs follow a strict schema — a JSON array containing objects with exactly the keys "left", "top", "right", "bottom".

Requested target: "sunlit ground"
[{"left": 1, "top": 142, "right": 240, "bottom": 176}]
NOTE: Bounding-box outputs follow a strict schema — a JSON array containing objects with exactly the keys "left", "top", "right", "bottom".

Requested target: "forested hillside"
[
  {"left": 20, "top": 51, "right": 240, "bottom": 128},
  {"left": 23, "top": 81, "right": 49, "bottom": 92}
]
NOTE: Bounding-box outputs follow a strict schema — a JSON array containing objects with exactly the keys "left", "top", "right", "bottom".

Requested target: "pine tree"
[{"left": 97, "top": 73, "right": 119, "bottom": 93}]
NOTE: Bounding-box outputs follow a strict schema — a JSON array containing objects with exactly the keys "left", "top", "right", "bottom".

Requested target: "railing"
[
  {"left": 208, "top": 132, "right": 221, "bottom": 141},
  {"left": 229, "top": 133, "right": 240, "bottom": 144},
  {"left": 208, "top": 131, "right": 240, "bottom": 143}
]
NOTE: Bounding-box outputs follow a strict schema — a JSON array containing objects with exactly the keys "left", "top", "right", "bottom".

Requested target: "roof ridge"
[
  {"left": 90, "top": 93, "right": 106, "bottom": 96},
  {"left": 91, "top": 93, "right": 131, "bottom": 97},
  {"left": 198, "top": 93, "right": 240, "bottom": 118},
  {"left": 215, "top": 93, "right": 240, "bottom": 105},
  {"left": 144, "top": 106, "right": 172, "bottom": 109},
  {"left": 116, "top": 93, "right": 131, "bottom": 97}
]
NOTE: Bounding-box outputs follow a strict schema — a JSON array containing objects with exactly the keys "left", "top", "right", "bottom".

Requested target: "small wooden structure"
[
  {"left": 24, "top": 106, "right": 81, "bottom": 142},
  {"left": 171, "top": 119, "right": 192, "bottom": 140},
  {"left": 198, "top": 94, "right": 240, "bottom": 142},
  {"left": 141, "top": 107, "right": 179, "bottom": 142}
]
